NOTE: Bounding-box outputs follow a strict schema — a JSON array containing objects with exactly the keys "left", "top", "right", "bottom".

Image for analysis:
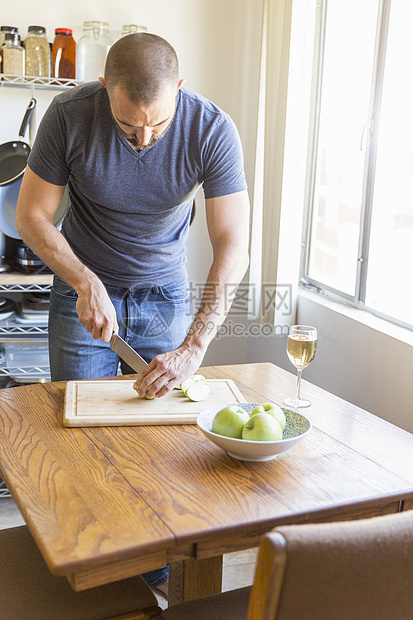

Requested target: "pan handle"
[{"left": 18, "top": 98, "right": 37, "bottom": 139}]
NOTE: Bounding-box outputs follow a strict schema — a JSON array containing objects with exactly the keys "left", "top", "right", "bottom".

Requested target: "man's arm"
[
  {"left": 134, "top": 189, "right": 250, "bottom": 398},
  {"left": 16, "top": 166, "right": 118, "bottom": 341}
]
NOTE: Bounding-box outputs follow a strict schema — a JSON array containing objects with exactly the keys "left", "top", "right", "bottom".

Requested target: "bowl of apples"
[{"left": 197, "top": 402, "right": 311, "bottom": 462}]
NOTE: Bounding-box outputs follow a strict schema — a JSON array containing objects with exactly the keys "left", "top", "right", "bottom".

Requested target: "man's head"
[
  {"left": 104, "top": 32, "right": 180, "bottom": 105},
  {"left": 100, "top": 33, "right": 183, "bottom": 150}
]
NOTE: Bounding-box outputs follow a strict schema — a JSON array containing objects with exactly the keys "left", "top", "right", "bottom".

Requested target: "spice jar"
[
  {"left": 76, "top": 21, "right": 112, "bottom": 83},
  {"left": 52, "top": 28, "right": 76, "bottom": 81},
  {"left": 25, "top": 25, "right": 50, "bottom": 79},
  {"left": 2, "top": 32, "right": 24, "bottom": 78}
]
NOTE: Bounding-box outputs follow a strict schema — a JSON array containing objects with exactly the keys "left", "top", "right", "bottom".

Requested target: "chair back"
[
  {"left": 0, "top": 525, "right": 161, "bottom": 620},
  {"left": 247, "top": 510, "right": 413, "bottom": 620}
]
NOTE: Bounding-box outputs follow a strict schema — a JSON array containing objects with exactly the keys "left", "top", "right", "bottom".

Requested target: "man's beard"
[
  {"left": 120, "top": 130, "right": 163, "bottom": 151},
  {"left": 120, "top": 114, "right": 175, "bottom": 152}
]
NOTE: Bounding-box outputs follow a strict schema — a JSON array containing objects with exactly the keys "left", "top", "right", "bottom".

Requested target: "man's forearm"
[{"left": 183, "top": 244, "right": 250, "bottom": 356}]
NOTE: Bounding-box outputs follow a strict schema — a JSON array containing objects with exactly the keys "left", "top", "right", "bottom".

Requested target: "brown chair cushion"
[
  {"left": 0, "top": 525, "right": 158, "bottom": 620},
  {"left": 160, "top": 586, "right": 251, "bottom": 620},
  {"left": 273, "top": 510, "right": 413, "bottom": 620}
]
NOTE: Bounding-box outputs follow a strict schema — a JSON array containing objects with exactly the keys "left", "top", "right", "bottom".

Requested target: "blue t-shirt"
[{"left": 28, "top": 82, "right": 247, "bottom": 287}]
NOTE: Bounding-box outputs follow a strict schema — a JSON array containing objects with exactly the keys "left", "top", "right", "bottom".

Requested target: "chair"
[
  {"left": 0, "top": 525, "right": 162, "bottom": 620},
  {"left": 160, "top": 509, "right": 413, "bottom": 620}
]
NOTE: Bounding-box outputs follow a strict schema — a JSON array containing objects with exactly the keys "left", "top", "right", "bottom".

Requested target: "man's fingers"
[
  {"left": 134, "top": 366, "right": 159, "bottom": 398},
  {"left": 101, "top": 324, "right": 113, "bottom": 343},
  {"left": 76, "top": 289, "right": 117, "bottom": 343}
]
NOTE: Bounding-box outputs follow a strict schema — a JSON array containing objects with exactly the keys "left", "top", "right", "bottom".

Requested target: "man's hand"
[
  {"left": 133, "top": 343, "right": 204, "bottom": 399},
  {"left": 76, "top": 280, "right": 119, "bottom": 343}
]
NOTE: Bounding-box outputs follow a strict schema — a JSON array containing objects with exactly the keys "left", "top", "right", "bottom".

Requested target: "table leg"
[{"left": 168, "top": 555, "right": 223, "bottom": 606}]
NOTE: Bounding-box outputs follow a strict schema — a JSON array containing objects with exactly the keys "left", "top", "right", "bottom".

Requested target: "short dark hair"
[{"left": 104, "top": 33, "right": 179, "bottom": 104}]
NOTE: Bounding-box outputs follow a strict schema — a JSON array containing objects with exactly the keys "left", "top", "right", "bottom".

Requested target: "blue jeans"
[
  {"left": 49, "top": 275, "right": 192, "bottom": 381},
  {"left": 49, "top": 275, "right": 192, "bottom": 586}
]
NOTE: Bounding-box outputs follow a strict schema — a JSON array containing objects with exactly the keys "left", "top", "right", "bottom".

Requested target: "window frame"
[{"left": 300, "top": 0, "right": 412, "bottom": 330}]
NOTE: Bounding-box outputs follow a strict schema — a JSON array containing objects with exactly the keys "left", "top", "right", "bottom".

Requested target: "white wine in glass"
[{"left": 284, "top": 325, "right": 318, "bottom": 408}]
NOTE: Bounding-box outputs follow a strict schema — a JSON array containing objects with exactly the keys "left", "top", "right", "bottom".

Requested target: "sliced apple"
[
  {"left": 180, "top": 378, "right": 194, "bottom": 393},
  {"left": 180, "top": 375, "right": 206, "bottom": 392},
  {"left": 185, "top": 381, "right": 210, "bottom": 402},
  {"left": 192, "top": 374, "right": 206, "bottom": 382}
]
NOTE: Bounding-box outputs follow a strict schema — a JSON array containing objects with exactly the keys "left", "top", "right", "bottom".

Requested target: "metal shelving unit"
[
  {"left": 0, "top": 478, "right": 11, "bottom": 498},
  {"left": 0, "top": 321, "right": 48, "bottom": 338},
  {"left": 0, "top": 323, "right": 50, "bottom": 379},
  {"left": 0, "top": 68, "right": 71, "bottom": 383},
  {"left": 0, "top": 365, "right": 50, "bottom": 379},
  {"left": 0, "top": 99, "right": 55, "bottom": 381},
  {"left": 0, "top": 79, "right": 66, "bottom": 502},
  {"left": 0, "top": 73, "right": 81, "bottom": 90},
  {"left": 0, "top": 281, "right": 52, "bottom": 293},
  {"left": 0, "top": 275, "right": 52, "bottom": 376},
  {"left": 0, "top": 340, "right": 50, "bottom": 380},
  {"left": 0, "top": 275, "right": 51, "bottom": 378}
]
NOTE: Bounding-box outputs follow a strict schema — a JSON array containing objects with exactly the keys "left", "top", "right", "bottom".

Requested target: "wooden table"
[{"left": 1, "top": 362, "right": 413, "bottom": 606}]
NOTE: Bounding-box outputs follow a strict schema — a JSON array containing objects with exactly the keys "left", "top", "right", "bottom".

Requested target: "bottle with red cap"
[{"left": 52, "top": 28, "right": 76, "bottom": 81}]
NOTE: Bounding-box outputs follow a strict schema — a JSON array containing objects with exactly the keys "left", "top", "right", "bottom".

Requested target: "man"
[
  {"left": 16, "top": 32, "right": 249, "bottom": 399},
  {"left": 16, "top": 32, "right": 249, "bottom": 592}
]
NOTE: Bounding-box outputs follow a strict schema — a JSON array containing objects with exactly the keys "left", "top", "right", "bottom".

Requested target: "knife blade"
[{"left": 110, "top": 333, "right": 148, "bottom": 374}]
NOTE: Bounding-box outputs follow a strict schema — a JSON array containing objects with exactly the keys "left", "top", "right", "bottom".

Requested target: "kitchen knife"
[{"left": 110, "top": 333, "right": 148, "bottom": 374}]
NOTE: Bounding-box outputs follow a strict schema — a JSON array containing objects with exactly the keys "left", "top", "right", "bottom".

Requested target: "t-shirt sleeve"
[
  {"left": 27, "top": 97, "right": 70, "bottom": 186},
  {"left": 201, "top": 114, "right": 247, "bottom": 199}
]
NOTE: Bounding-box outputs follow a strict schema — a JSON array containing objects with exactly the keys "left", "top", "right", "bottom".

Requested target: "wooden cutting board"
[{"left": 63, "top": 379, "right": 246, "bottom": 427}]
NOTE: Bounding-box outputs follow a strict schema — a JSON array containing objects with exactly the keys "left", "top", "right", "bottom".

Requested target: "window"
[{"left": 303, "top": 0, "right": 413, "bottom": 329}]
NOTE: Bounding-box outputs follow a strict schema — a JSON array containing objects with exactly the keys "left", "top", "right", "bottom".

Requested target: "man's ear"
[
  {"left": 177, "top": 78, "right": 185, "bottom": 93},
  {"left": 98, "top": 76, "right": 106, "bottom": 88}
]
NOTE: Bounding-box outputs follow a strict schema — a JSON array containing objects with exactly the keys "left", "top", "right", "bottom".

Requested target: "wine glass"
[{"left": 283, "top": 325, "right": 318, "bottom": 408}]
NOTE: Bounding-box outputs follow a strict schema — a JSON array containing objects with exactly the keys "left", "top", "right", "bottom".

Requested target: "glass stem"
[{"left": 296, "top": 369, "right": 303, "bottom": 401}]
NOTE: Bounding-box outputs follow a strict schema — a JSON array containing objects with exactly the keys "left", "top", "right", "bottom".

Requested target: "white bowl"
[{"left": 197, "top": 403, "right": 312, "bottom": 462}]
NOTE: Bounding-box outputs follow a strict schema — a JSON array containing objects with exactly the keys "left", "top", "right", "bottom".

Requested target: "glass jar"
[
  {"left": 24, "top": 25, "right": 50, "bottom": 79},
  {"left": 121, "top": 24, "right": 148, "bottom": 36},
  {"left": 52, "top": 28, "right": 76, "bottom": 81},
  {"left": 2, "top": 32, "right": 24, "bottom": 77},
  {"left": 0, "top": 26, "right": 18, "bottom": 76},
  {"left": 0, "top": 25, "right": 18, "bottom": 47},
  {"left": 76, "top": 21, "right": 112, "bottom": 83}
]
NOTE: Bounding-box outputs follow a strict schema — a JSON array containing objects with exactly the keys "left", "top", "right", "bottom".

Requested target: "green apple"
[
  {"left": 133, "top": 387, "right": 156, "bottom": 400},
  {"left": 212, "top": 406, "right": 250, "bottom": 439},
  {"left": 251, "top": 403, "right": 286, "bottom": 431},
  {"left": 241, "top": 412, "right": 283, "bottom": 441}
]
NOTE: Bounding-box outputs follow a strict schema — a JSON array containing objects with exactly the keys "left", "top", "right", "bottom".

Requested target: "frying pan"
[
  {"left": 0, "top": 181, "right": 69, "bottom": 239},
  {"left": 0, "top": 98, "right": 36, "bottom": 186}
]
